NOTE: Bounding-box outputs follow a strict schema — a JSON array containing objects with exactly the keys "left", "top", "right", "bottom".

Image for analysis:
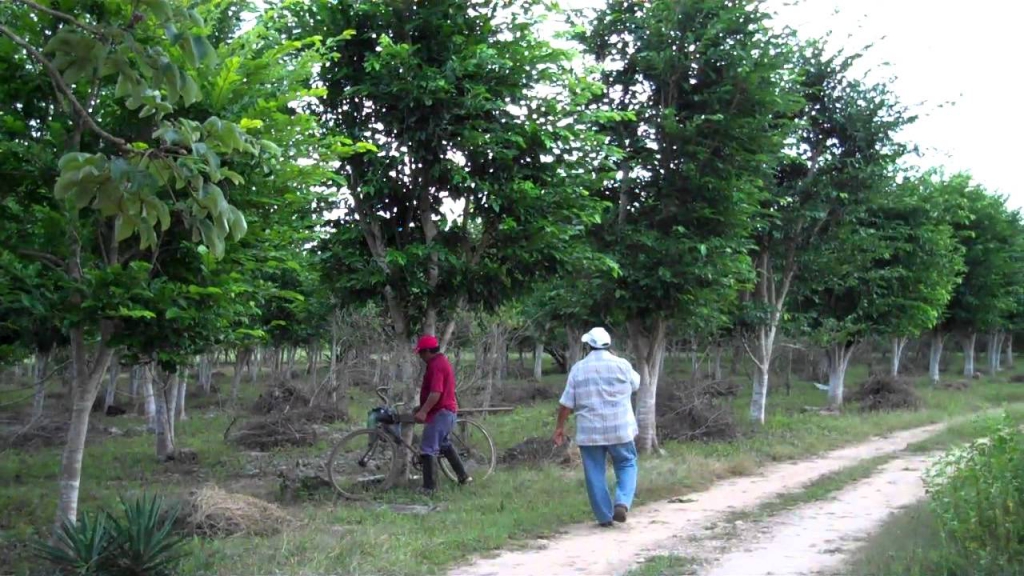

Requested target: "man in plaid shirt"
[{"left": 553, "top": 327, "right": 641, "bottom": 527}]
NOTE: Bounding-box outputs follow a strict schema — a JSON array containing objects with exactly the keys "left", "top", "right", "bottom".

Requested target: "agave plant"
[
  {"left": 105, "top": 494, "right": 187, "bottom": 576},
  {"left": 31, "top": 511, "right": 113, "bottom": 575},
  {"left": 33, "top": 494, "right": 186, "bottom": 576}
]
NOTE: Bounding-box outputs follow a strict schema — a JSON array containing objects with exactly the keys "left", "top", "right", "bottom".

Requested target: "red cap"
[{"left": 414, "top": 335, "right": 439, "bottom": 353}]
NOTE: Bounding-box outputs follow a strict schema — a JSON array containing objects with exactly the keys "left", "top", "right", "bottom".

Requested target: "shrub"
[
  {"left": 33, "top": 494, "right": 186, "bottom": 576},
  {"left": 851, "top": 374, "right": 922, "bottom": 412},
  {"left": 923, "top": 414, "right": 1024, "bottom": 574}
]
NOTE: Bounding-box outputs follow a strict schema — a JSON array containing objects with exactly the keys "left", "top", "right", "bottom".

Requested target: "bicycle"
[{"left": 326, "top": 386, "right": 497, "bottom": 499}]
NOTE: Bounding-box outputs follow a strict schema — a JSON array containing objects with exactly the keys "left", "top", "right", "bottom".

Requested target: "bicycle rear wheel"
[
  {"left": 439, "top": 417, "right": 496, "bottom": 482},
  {"left": 326, "top": 428, "right": 400, "bottom": 500}
]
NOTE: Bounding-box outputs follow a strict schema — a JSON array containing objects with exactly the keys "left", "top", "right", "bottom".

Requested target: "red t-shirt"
[{"left": 420, "top": 354, "right": 458, "bottom": 421}]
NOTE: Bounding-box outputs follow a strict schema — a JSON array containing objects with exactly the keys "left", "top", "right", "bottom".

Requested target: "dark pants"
[{"left": 420, "top": 409, "right": 456, "bottom": 456}]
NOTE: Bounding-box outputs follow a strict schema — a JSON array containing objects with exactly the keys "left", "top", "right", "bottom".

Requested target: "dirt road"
[{"left": 448, "top": 423, "right": 946, "bottom": 576}]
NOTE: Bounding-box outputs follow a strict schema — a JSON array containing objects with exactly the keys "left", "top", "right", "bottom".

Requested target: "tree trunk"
[
  {"left": 140, "top": 366, "right": 156, "bottom": 431},
  {"left": 785, "top": 345, "right": 793, "bottom": 396},
  {"left": 533, "top": 342, "right": 544, "bottom": 382},
  {"left": 826, "top": 343, "right": 856, "bottom": 410},
  {"left": 176, "top": 371, "right": 187, "bottom": 421},
  {"left": 962, "top": 332, "right": 977, "bottom": 377},
  {"left": 55, "top": 331, "right": 115, "bottom": 528},
  {"left": 128, "top": 365, "right": 140, "bottom": 400},
  {"left": 748, "top": 323, "right": 777, "bottom": 425},
  {"left": 231, "top": 349, "right": 250, "bottom": 404},
  {"left": 249, "top": 348, "right": 259, "bottom": 383},
  {"left": 154, "top": 372, "right": 177, "bottom": 461},
  {"left": 286, "top": 347, "right": 297, "bottom": 377},
  {"left": 32, "top": 350, "right": 50, "bottom": 421},
  {"left": 1007, "top": 334, "right": 1015, "bottom": 368},
  {"left": 712, "top": 345, "right": 723, "bottom": 381},
  {"left": 104, "top": 354, "right": 121, "bottom": 411},
  {"left": 199, "top": 354, "right": 212, "bottom": 394},
  {"left": 929, "top": 330, "right": 944, "bottom": 385},
  {"left": 995, "top": 332, "right": 1005, "bottom": 371},
  {"left": 891, "top": 337, "right": 908, "bottom": 377},
  {"left": 566, "top": 325, "right": 584, "bottom": 370},
  {"left": 629, "top": 318, "right": 667, "bottom": 455},
  {"left": 988, "top": 332, "right": 1000, "bottom": 376}
]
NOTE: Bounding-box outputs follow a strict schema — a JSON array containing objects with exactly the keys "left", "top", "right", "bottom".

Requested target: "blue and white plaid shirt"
[{"left": 559, "top": 349, "right": 641, "bottom": 446}]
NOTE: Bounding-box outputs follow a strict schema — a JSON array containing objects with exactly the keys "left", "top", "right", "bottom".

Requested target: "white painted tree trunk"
[
  {"left": 533, "top": 342, "right": 544, "bottom": 382},
  {"left": 104, "top": 354, "right": 121, "bottom": 411},
  {"left": 140, "top": 366, "right": 157, "bottom": 431},
  {"left": 176, "top": 371, "right": 187, "bottom": 421},
  {"left": 629, "top": 318, "right": 667, "bottom": 454},
  {"left": 891, "top": 337, "right": 908, "bottom": 377},
  {"left": 154, "top": 372, "right": 177, "bottom": 461},
  {"left": 55, "top": 331, "right": 115, "bottom": 528},
  {"left": 749, "top": 324, "right": 776, "bottom": 425},
  {"left": 988, "top": 332, "right": 1000, "bottom": 375},
  {"left": 31, "top": 350, "right": 50, "bottom": 421},
  {"left": 1007, "top": 334, "right": 1015, "bottom": 368},
  {"left": 928, "top": 331, "right": 944, "bottom": 385},
  {"left": 962, "top": 332, "right": 977, "bottom": 377},
  {"left": 128, "top": 365, "right": 140, "bottom": 399},
  {"left": 231, "top": 349, "right": 249, "bottom": 403},
  {"left": 995, "top": 332, "right": 1005, "bottom": 371},
  {"left": 826, "top": 343, "right": 856, "bottom": 410}
]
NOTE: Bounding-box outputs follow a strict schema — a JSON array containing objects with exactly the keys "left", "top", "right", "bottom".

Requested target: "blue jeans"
[
  {"left": 420, "top": 410, "right": 456, "bottom": 456},
  {"left": 579, "top": 441, "right": 638, "bottom": 524}
]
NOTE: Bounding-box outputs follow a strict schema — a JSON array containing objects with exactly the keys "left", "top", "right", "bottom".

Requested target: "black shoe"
[
  {"left": 440, "top": 445, "right": 472, "bottom": 485},
  {"left": 419, "top": 454, "right": 437, "bottom": 492},
  {"left": 598, "top": 521, "right": 614, "bottom": 528},
  {"left": 613, "top": 505, "right": 628, "bottom": 523}
]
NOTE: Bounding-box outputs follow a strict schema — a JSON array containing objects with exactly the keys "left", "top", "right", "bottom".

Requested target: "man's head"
[
  {"left": 581, "top": 327, "right": 612, "bottom": 351},
  {"left": 414, "top": 334, "right": 441, "bottom": 362}
]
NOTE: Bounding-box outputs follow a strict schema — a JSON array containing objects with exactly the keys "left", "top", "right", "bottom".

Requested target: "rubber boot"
[
  {"left": 441, "top": 445, "right": 473, "bottom": 485},
  {"left": 419, "top": 454, "right": 437, "bottom": 493}
]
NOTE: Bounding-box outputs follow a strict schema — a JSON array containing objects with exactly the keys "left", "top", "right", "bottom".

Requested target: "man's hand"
[
  {"left": 414, "top": 410, "right": 428, "bottom": 424},
  {"left": 553, "top": 427, "right": 565, "bottom": 447}
]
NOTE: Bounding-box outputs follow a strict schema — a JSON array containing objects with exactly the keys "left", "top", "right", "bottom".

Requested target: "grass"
[
  {"left": 4, "top": 357, "right": 1024, "bottom": 575},
  {"left": 623, "top": 554, "right": 699, "bottom": 576},
  {"left": 842, "top": 501, "right": 965, "bottom": 576}
]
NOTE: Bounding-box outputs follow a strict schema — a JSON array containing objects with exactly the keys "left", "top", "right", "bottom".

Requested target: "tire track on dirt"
[{"left": 449, "top": 422, "right": 948, "bottom": 576}]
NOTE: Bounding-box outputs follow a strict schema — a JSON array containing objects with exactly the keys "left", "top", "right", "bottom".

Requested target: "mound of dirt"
[
  {"left": 228, "top": 414, "right": 318, "bottom": 451},
  {"left": 251, "top": 382, "right": 310, "bottom": 415},
  {"left": 184, "top": 484, "right": 293, "bottom": 538},
  {"left": 493, "top": 382, "right": 559, "bottom": 406},
  {"left": 940, "top": 379, "right": 971, "bottom": 391},
  {"left": 2, "top": 418, "right": 106, "bottom": 450},
  {"left": 500, "top": 437, "right": 581, "bottom": 468},
  {"left": 851, "top": 375, "right": 922, "bottom": 412},
  {"left": 657, "top": 382, "right": 739, "bottom": 442}
]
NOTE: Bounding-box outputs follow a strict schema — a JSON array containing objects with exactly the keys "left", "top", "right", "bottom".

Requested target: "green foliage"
[
  {"left": 32, "top": 494, "right": 185, "bottom": 576},
  {"left": 924, "top": 414, "right": 1024, "bottom": 573}
]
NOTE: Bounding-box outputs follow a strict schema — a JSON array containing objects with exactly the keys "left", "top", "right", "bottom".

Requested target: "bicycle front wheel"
[
  {"left": 326, "top": 428, "right": 400, "bottom": 500},
  {"left": 440, "top": 417, "right": 496, "bottom": 482}
]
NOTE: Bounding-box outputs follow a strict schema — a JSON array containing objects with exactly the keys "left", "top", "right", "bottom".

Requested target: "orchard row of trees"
[{"left": 1, "top": 0, "right": 1021, "bottom": 527}]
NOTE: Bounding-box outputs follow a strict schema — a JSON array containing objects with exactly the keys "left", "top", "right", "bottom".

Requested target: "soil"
[{"left": 448, "top": 422, "right": 948, "bottom": 576}]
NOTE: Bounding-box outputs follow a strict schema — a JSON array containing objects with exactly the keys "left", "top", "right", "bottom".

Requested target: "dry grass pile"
[
  {"left": 657, "top": 381, "right": 739, "bottom": 442},
  {"left": 227, "top": 414, "right": 318, "bottom": 451},
  {"left": 251, "top": 382, "right": 310, "bottom": 415},
  {"left": 499, "top": 436, "right": 580, "bottom": 468},
  {"left": 492, "top": 382, "right": 559, "bottom": 406},
  {"left": 1011, "top": 374, "right": 1024, "bottom": 384},
  {"left": 184, "top": 485, "right": 293, "bottom": 538},
  {"left": 2, "top": 418, "right": 106, "bottom": 450},
  {"left": 851, "top": 374, "right": 922, "bottom": 412},
  {"left": 940, "top": 379, "right": 971, "bottom": 391}
]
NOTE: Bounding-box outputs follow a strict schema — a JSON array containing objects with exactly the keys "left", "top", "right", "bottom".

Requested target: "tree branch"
[
  {"left": 0, "top": 23, "right": 129, "bottom": 153},
  {"left": 17, "top": 249, "right": 65, "bottom": 270},
  {"left": 12, "top": 0, "right": 106, "bottom": 37}
]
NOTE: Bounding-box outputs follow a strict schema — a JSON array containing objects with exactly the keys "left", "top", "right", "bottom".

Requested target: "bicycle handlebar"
[{"left": 375, "top": 386, "right": 390, "bottom": 406}]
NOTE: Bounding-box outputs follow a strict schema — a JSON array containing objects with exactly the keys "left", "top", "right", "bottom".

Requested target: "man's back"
[{"left": 559, "top": 350, "right": 641, "bottom": 446}]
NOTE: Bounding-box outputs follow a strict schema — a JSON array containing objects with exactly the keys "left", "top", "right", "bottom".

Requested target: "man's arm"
[
  {"left": 553, "top": 404, "right": 572, "bottom": 446},
  {"left": 416, "top": 392, "right": 441, "bottom": 423}
]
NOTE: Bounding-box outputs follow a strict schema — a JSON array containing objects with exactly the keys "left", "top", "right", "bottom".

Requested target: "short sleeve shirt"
[
  {"left": 558, "top": 350, "right": 641, "bottom": 446},
  {"left": 420, "top": 354, "right": 458, "bottom": 422}
]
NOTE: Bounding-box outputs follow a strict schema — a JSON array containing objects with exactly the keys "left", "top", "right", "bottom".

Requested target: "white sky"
[{"left": 550, "top": 0, "right": 1021, "bottom": 207}]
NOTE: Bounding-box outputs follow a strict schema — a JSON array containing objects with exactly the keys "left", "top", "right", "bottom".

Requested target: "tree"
[
  {"left": 1, "top": 0, "right": 276, "bottom": 527},
  {"left": 573, "top": 0, "right": 800, "bottom": 452},
  {"left": 286, "top": 0, "right": 610, "bottom": 398},
  {"left": 745, "top": 42, "right": 914, "bottom": 422}
]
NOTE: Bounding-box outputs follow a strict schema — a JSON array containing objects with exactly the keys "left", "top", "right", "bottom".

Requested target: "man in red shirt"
[{"left": 413, "top": 334, "right": 471, "bottom": 493}]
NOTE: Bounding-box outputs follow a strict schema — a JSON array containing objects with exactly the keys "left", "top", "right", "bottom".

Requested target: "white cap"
[{"left": 581, "top": 327, "right": 611, "bottom": 349}]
